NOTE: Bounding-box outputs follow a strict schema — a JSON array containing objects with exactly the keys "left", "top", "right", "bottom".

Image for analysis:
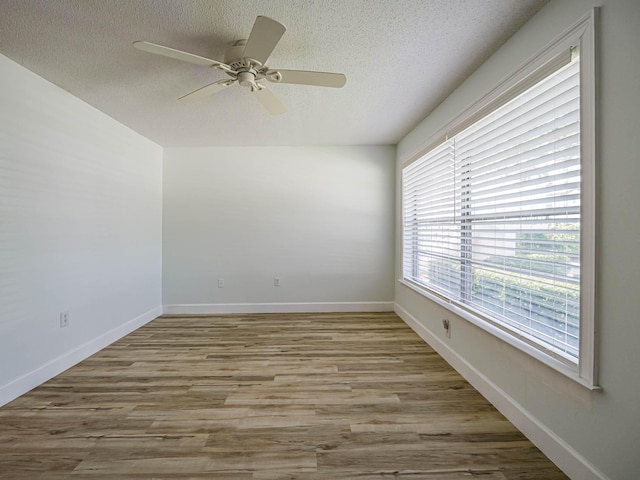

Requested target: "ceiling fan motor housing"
[
  {"left": 224, "top": 39, "right": 269, "bottom": 89},
  {"left": 237, "top": 71, "right": 257, "bottom": 89}
]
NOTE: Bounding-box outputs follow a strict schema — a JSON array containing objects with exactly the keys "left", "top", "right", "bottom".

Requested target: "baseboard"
[
  {"left": 163, "top": 301, "right": 395, "bottom": 315},
  {"left": 394, "top": 303, "right": 608, "bottom": 480},
  {"left": 0, "top": 305, "right": 162, "bottom": 407}
]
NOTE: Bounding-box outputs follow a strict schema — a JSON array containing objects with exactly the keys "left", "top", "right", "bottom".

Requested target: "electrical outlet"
[
  {"left": 218, "top": 278, "right": 225, "bottom": 288},
  {"left": 442, "top": 319, "right": 451, "bottom": 338},
  {"left": 60, "top": 311, "right": 70, "bottom": 328},
  {"left": 274, "top": 277, "right": 280, "bottom": 287}
]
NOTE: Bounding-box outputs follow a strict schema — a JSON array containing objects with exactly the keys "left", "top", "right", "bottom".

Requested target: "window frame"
[{"left": 400, "top": 10, "right": 598, "bottom": 389}]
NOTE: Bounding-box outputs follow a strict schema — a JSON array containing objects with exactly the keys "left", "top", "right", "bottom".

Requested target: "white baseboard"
[
  {"left": 0, "top": 305, "right": 162, "bottom": 407},
  {"left": 394, "top": 303, "right": 607, "bottom": 480},
  {"left": 163, "top": 301, "right": 394, "bottom": 315}
]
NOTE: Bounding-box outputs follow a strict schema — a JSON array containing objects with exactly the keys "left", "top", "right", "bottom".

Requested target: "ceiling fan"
[{"left": 133, "top": 16, "right": 346, "bottom": 115}]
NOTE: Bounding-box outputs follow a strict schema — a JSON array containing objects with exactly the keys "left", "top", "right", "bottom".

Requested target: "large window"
[{"left": 401, "top": 12, "right": 596, "bottom": 387}]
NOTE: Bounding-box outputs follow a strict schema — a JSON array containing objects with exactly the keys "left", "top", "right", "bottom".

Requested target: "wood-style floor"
[{"left": 0, "top": 312, "right": 568, "bottom": 479}]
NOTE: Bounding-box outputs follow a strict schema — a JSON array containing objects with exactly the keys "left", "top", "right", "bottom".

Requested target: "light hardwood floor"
[{"left": 0, "top": 312, "right": 568, "bottom": 479}]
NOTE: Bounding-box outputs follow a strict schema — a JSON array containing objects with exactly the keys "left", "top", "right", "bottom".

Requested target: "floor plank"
[{"left": 0, "top": 312, "right": 568, "bottom": 479}]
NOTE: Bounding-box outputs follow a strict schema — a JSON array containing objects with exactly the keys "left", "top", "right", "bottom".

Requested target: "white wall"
[
  {"left": 163, "top": 146, "right": 395, "bottom": 311},
  {"left": 0, "top": 55, "right": 163, "bottom": 405},
  {"left": 395, "top": 1, "right": 640, "bottom": 479}
]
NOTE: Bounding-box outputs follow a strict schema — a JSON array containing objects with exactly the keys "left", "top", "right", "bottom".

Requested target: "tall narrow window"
[{"left": 401, "top": 11, "right": 596, "bottom": 386}]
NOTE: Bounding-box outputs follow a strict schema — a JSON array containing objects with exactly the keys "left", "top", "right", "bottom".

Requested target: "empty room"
[{"left": 0, "top": 0, "right": 638, "bottom": 478}]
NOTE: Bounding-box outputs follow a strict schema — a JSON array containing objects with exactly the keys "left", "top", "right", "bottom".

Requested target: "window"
[{"left": 401, "top": 11, "right": 596, "bottom": 387}]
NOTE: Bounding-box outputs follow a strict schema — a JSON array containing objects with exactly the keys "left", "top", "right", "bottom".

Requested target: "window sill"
[{"left": 398, "top": 278, "right": 601, "bottom": 391}]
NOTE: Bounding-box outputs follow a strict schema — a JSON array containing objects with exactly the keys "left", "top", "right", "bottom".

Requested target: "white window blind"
[{"left": 403, "top": 55, "right": 581, "bottom": 362}]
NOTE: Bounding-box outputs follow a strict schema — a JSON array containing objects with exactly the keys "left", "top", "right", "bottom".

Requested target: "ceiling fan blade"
[
  {"left": 133, "top": 41, "right": 230, "bottom": 69},
  {"left": 179, "top": 79, "right": 235, "bottom": 102},
  {"left": 269, "top": 69, "right": 347, "bottom": 88},
  {"left": 253, "top": 85, "right": 286, "bottom": 115},
  {"left": 242, "top": 16, "right": 286, "bottom": 65}
]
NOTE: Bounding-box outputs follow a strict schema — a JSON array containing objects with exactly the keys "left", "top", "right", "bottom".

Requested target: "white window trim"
[{"left": 400, "top": 9, "right": 599, "bottom": 389}]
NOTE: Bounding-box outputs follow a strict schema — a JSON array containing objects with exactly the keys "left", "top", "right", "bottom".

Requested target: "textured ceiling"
[{"left": 0, "top": 0, "right": 548, "bottom": 147}]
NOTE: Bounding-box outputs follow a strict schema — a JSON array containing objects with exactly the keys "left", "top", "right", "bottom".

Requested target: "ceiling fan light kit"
[{"left": 133, "top": 16, "right": 346, "bottom": 115}]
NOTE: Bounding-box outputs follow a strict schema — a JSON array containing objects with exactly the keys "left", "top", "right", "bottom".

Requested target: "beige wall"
[
  {"left": 0, "top": 55, "right": 163, "bottom": 403},
  {"left": 163, "top": 146, "right": 396, "bottom": 308},
  {"left": 395, "top": 1, "right": 640, "bottom": 479}
]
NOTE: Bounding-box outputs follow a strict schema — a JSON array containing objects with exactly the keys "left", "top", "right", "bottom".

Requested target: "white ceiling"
[{"left": 0, "top": 0, "right": 548, "bottom": 147}]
